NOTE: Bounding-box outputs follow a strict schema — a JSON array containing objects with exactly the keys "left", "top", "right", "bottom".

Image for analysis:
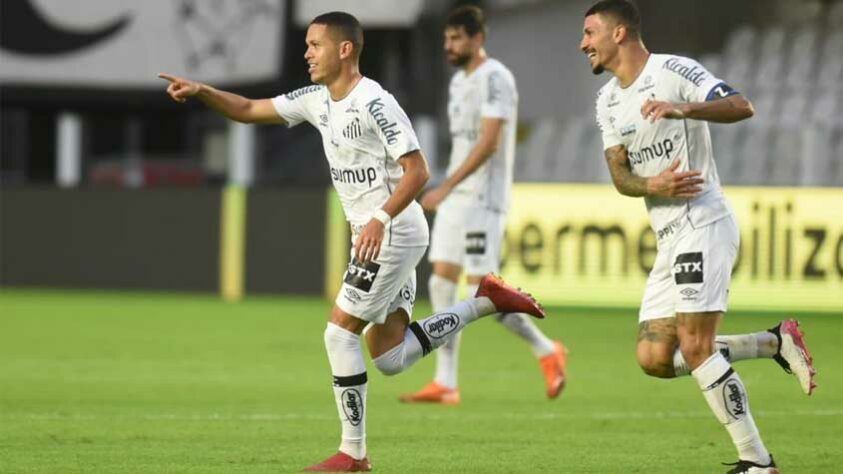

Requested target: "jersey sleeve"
[
  {"left": 270, "top": 86, "right": 322, "bottom": 127},
  {"left": 668, "top": 56, "right": 741, "bottom": 103},
  {"left": 364, "top": 94, "right": 420, "bottom": 160},
  {"left": 480, "top": 69, "right": 516, "bottom": 120},
  {"left": 595, "top": 89, "right": 622, "bottom": 151}
]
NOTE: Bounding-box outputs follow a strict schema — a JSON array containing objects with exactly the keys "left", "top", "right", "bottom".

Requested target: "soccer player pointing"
[
  {"left": 161, "top": 11, "right": 546, "bottom": 472},
  {"left": 582, "top": 1, "right": 815, "bottom": 473}
]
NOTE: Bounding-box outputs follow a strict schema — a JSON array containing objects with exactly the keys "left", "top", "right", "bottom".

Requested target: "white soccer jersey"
[
  {"left": 447, "top": 58, "right": 518, "bottom": 213},
  {"left": 272, "top": 77, "right": 428, "bottom": 247},
  {"left": 595, "top": 54, "right": 738, "bottom": 242}
]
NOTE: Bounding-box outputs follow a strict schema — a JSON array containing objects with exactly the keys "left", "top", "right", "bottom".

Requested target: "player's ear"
[
  {"left": 612, "top": 24, "right": 626, "bottom": 44},
  {"left": 339, "top": 40, "right": 353, "bottom": 60}
]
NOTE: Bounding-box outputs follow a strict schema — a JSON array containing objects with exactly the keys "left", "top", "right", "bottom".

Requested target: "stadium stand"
[{"left": 515, "top": 19, "right": 843, "bottom": 186}]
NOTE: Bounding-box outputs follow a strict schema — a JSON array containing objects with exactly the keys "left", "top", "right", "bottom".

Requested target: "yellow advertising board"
[{"left": 500, "top": 184, "right": 843, "bottom": 313}]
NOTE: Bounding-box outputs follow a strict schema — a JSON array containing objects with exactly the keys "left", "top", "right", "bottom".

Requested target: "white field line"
[{"left": 4, "top": 409, "right": 843, "bottom": 422}]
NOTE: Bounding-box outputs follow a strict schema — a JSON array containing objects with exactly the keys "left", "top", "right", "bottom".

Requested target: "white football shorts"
[
  {"left": 335, "top": 244, "right": 426, "bottom": 324},
  {"left": 428, "top": 195, "right": 506, "bottom": 275},
  {"left": 639, "top": 214, "right": 740, "bottom": 322}
]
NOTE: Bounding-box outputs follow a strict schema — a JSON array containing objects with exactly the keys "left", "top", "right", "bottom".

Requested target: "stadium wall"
[
  {"left": 496, "top": 184, "right": 843, "bottom": 313},
  {"left": 0, "top": 188, "right": 326, "bottom": 295}
]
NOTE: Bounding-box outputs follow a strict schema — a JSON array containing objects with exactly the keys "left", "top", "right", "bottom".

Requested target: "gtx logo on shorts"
[
  {"left": 423, "top": 313, "right": 460, "bottom": 339},
  {"left": 366, "top": 98, "right": 401, "bottom": 145},
  {"left": 674, "top": 252, "right": 703, "bottom": 284},
  {"left": 344, "top": 259, "right": 380, "bottom": 293},
  {"left": 466, "top": 232, "right": 487, "bottom": 255},
  {"left": 331, "top": 166, "right": 377, "bottom": 187},
  {"left": 341, "top": 388, "right": 363, "bottom": 426},
  {"left": 722, "top": 379, "right": 746, "bottom": 419},
  {"left": 629, "top": 138, "right": 674, "bottom": 165}
]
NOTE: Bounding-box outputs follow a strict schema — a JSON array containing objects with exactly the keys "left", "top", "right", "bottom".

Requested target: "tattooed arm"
[{"left": 604, "top": 145, "right": 705, "bottom": 199}]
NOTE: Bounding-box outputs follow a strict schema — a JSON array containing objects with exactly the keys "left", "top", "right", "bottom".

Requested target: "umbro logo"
[
  {"left": 680, "top": 288, "right": 698, "bottom": 297},
  {"left": 680, "top": 287, "right": 699, "bottom": 301},
  {"left": 344, "top": 288, "right": 363, "bottom": 303}
]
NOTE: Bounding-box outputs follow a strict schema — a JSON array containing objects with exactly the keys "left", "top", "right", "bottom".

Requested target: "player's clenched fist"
[{"left": 158, "top": 73, "right": 201, "bottom": 103}]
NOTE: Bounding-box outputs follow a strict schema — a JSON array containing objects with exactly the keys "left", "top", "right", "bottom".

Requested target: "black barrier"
[
  {"left": 0, "top": 188, "right": 220, "bottom": 291},
  {"left": 245, "top": 188, "right": 326, "bottom": 294},
  {"left": 0, "top": 187, "right": 327, "bottom": 295}
]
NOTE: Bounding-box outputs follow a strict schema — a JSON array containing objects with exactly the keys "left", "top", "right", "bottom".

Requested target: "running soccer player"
[
  {"left": 581, "top": 1, "right": 816, "bottom": 472},
  {"left": 160, "top": 11, "right": 546, "bottom": 473},
  {"left": 400, "top": 6, "right": 567, "bottom": 405}
]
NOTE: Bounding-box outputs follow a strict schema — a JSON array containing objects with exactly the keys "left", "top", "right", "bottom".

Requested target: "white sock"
[
  {"left": 717, "top": 332, "right": 779, "bottom": 360},
  {"left": 673, "top": 332, "right": 781, "bottom": 376},
  {"left": 324, "top": 323, "right": 367, "bottom": 460},
  {"left": 496, "top": 313, "right": 556, "bottom": 358},
  {"left": 373, "top": 299, "right": 489, "bottom": 376},
  {"left": 430, "top": 275, "right": 460, "bottom": 389},
  {"left": 691, "top": 352, "right": 771, "bottom": 465}
]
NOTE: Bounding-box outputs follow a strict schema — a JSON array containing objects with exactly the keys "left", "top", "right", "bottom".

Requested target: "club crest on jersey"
[
  {"left": 344, "top": 259, "right": 380, "bottom": 292},
  {"left": 423, "top": 313, "right": 461, "bottom": 339},
  {"left": 674, "top": 252, "right": 703, "bottom": 284},
  {"left": 638, "top": 75, "right": 655, "bottom": 93},
  {"left": 366, "top": 97, "right": 401, "bottom": 145},
  {"left": 343, "top": 117, "right": 362, "bottom": 141}
]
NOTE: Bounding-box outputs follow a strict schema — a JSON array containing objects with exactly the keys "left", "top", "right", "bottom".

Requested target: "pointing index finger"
[{"left": 157, "top": 73, "right": 178, "bottom": 83}]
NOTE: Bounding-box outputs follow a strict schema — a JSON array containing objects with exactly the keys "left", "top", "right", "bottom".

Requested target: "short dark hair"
[
  {"left": 310, "top": 11, "right": 364, "bottom": 58},
  {"left": 445, "top": 5, "right": 487, "bottom": 37},
  {"left": 585, "top": 0, "right": 641, "bottom": 38}
]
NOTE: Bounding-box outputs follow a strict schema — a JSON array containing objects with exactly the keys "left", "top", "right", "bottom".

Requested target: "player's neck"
[
  {"left": 327, "top": 67, "right": 363, "bottom": 102},
  {"left": 462, "top": 49, "right": 487, "bottom": 75},
  {"left": 613, "top": 44, "right": 650, "bottom": 89}
]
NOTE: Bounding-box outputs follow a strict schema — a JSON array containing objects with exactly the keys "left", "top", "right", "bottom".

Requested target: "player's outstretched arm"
[
  {"left": 354, "top": 150, "right": 430, "bottom": 263},
  {"left": 421, "top": 118, "right": 504, "bottom": 211},
  {"left": 641, "top": 95, "right": 754, "bottom": 124},
  {"left": 158, "top": 73, "right": 285, "bottom": 125},
  {"left": 605, "top": 146, "right": 703, "bottom": 199}
]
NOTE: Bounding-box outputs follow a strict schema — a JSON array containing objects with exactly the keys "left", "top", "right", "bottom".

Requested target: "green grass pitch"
[{"left": 1, "top": 289, "right": 840, "bottom": 473}]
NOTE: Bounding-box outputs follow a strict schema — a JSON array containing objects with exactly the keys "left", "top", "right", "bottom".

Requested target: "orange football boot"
[
  {"left": 540, "top": 341, "right": 568, "bottom": 399},
  {"left": 398, "top": 381, "right": 461, "bottom": 405}
]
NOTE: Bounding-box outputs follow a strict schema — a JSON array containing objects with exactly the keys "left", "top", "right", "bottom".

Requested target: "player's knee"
[
  {"left": 372, "top": 344, "right": 405, "bottom": 376},
  {"left": 636, "top": 344, "right": 674, "bottom": 378}
]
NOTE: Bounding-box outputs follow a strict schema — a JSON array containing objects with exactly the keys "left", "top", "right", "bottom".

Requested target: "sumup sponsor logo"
[
  {"left": 629, "top": 138, "right": 674, "bottom": 165},
  {"left": 366, "top": 97, "right": 402, "bottom": 145},
  {"left": 331, "top": 166, "right": 377, "bottom": 187},
  {"left": 423, "top": 313, "right": 461, "bottom": 339}
]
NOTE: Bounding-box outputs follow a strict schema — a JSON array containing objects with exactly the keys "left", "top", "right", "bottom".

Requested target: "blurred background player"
[
  {"left": 581, "top": 1, "right": 816, "bottom": 472},
  {"left": 160, "top": 11, "right": 546, "bottom": 473},
  {"left": 399, "top": 5, "right": 568, "bottom": 405}
]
